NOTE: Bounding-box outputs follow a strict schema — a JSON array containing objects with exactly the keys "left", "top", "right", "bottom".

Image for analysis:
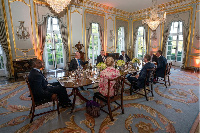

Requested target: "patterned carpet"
[{"left": 0, "top": 69, "right": 199, "bottom": 133}]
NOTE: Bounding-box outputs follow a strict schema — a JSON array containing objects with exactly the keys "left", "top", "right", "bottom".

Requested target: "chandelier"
[
  {"left": 142, "top": 0, "right": 166, "bottom": 31},
  {"left": 16, "top": 21, "right": 30, "bottom": 40},
  {"left": 46, "top": 0, "right": 71, "bottom": 13}
]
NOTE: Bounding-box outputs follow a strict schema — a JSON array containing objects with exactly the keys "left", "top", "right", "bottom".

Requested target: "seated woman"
[{"left": 95, "top": 57, "right": 120, "bottom": 97}]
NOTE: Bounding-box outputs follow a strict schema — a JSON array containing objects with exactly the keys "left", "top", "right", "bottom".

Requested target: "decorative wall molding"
[{"left": 191, "top": 4, "right": 200, "bottom": 50}]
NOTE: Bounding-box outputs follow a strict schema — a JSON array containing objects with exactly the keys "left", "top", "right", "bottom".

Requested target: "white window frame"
[
  {"left": 135, "top": 27, "right": 146, "bottom": 59},
  {"left": 45, "top": 17, "right": 64, "bottom": 70},
  {"left": 166, "top": 21, "right": 183, "bottom": 66},
  {"left": 117, "top": 27, "right": 125, "bottom": 53},
  {"left": 88, "top": 23, "right": 101, "bottom": 65}
]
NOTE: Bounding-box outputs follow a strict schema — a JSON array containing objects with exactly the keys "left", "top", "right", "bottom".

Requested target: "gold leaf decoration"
[
  {"left": 0, "top": 115, "right": 29, "bottom": 128},
  {"left": 29, "top": 112, "right": 57, "bottom": 132},
  {"left": 80, "top": 113, "right": 95, "bottom": 133},
  {"left": 154, "top": 100, "right": 163, "bottom": 104},
  {"left": 155, "top": 87, "right": 199, "bottom": 104},
  {"left": 125, "top": 114, "right": 134, "bottom": 133},
  {"left": 135, "top": 121, "right": 156, "bottom": 133},
  {"left": 99, "top": 112, "right": 120, "bottom": 133},
  {"left": 65, "top": 115, "right": 87, "bottom": 133},
  {"left": 123, "top": 93, "right": 144, "bottom": 101},
  {"left": 174, "top": 108, "right": 183, "bottom": 113},
  {"left": 154, "top": 100, "right": 182, "bottom": 113},
  {"left": 0, "top": 86, "right": 26, "bottom": 106},
  {"left": 133, "top": 114, "right": 164, "bottom": 130},
  {"left": 165, "top": 104, "right": 172, "bottom": 109},
  {"left": 125, "top": 103, "right": 174, "bottom": 124}
]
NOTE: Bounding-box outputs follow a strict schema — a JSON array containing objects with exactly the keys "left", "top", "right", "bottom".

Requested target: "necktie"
[
  {"left": 103, "top": 56, "right": 105, "bottom": 62},
  {"left": 78, "top": 59, "right": 81, "bottom": 67}
]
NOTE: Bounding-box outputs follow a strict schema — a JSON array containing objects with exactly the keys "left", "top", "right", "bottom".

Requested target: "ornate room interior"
[
  {"left": 0, "top": 0, "right": 199, "bottom": 133},
  {"left": 0, "top": 0, "right": 199, "bottom": 77}
]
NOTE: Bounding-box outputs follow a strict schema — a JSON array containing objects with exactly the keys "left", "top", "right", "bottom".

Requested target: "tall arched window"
[
  {"left": 135, "top": 27, "right": 146, "bottom": 59},
  {"left": 166, "top": 21, "right": 183, "bottom": 66},
  {"left": 117, "top": 27, "right": 125, "bottom": 53},
  {"left": 88, "top": 23, "right": 101, "bottom": 65},
  {"left": 45, "top": 17, "right": 64, "bottom": 70}
]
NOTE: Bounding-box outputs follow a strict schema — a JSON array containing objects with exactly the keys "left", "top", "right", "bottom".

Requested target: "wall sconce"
[
  {"left": 110, "top": 30, "right": 115, "bottom": 41},
  {"left": 195, "top": 30, "right": 200, "bottom": 40},
  {"left": 16, "top": 21, "right": 30, "bottom": 40}
]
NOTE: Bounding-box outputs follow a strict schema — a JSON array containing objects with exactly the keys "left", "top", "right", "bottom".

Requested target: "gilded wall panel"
[
  {"left": 191, "top": 4, "right": 200, "bottom": 54},
  {"left": 84, "top": 9, "right": 105, "bottom": 59},
  {"left": 106, "top": 14, "right": 114, "bottom": 53},
  {"left": 70, "top": 6, "right": 83, "bottom": 54},
  {"left": 9, "top": 0, "right": 35, "bottom": 59}
]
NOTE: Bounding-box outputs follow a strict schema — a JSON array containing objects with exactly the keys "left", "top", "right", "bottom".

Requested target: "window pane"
[
  {"left": 92, "top": 23, "right": 98, "bottom": 34},
  {"left": 170, "top": 22, "right": 178, "bottom": 33},
  {"left": 167, "top": 50, "right": 171, "bottom": 55},
  {"left": 171, "top": 54, "right": 175, "bottom": 60},
  {"left": 172, "top": 36, "right": 177, "bottom": 40},
  {"left": 52, "top": 18, "right": 58, "bottom": 24},
  {"left": 168, "top": 36, "right": 173, "bottom": 41},
  {"left": 167, "top": 56, "right": 171, "bottom": 60},
  {"left": 179, "top": 22, "right": 182, "bottom": 32},
  {"left": 53, "top": 25, "right": 59, "bottom": 31},
  {"left": 167, "top": 41, "right": 172, "bottom": 46},
  {"left": 47, "top": 18, "right": 51, "bottom": 30},
  {"left": 138, "top": 27, "right": 144, "bottom": 35},
  {"left": 177, "top": 57, "right": 181, "bottom": 61},
  {"left": 179, "top": 35, "right": 183, "bottom": 40},
  {"left": 48, "top": 53, "right": 53, "bottom": 65},
  {"left": 168, "top": 46, "right": 171, "bottom": 51}
]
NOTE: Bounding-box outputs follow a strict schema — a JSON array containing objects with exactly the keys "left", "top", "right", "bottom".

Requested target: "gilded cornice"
[
  {"left": 131, "top": 0, "right": 198, "bottom": 18},
  {"left": 83, "top": 0, "right": 130, "bottom": 18},
  {"left": 83, "top": 0, "right": 199, "bottom": 19},
  {"left": 33, "top": 0, "right": 199, "bottom": 19}
]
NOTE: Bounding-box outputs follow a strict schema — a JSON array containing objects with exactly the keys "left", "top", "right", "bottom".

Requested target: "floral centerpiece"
[
  {"left": 132, "top": 58, "right": 140, "bottom": 64},
  {"left": 96, "top": 62, "right": 107, "bottom": 70},
  {"left": 117, "top": 60, "right": 125, "bottom": 67},
  {"left": 132, "top": 58, "right": 140, "bottom": 69}
]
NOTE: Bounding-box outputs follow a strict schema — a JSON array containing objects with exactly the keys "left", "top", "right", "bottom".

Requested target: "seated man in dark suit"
[
  {"left": 69, "top": 52, "right": 89, "bottom": 71},
  {"left": 97, "top": 50, "right": 107, "bottom": 64},
  {"left": 127, "top": 54, "right": 155, "bottom": 90},
  {"left": 150, "top": 51, "right": 157, "bottom": 63},
  {"left": 119, "top": 50, "right": 130, "bottom": 62},
  {"left": 28, "top": 59, "right": 71, "bottom": 108},
  {"left": 155, "top": 50, "right": 167, "bottom": 78}
]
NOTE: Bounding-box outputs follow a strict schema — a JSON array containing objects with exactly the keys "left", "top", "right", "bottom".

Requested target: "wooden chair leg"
[
  {"left": 29, "top": 106, "right": 32, "bottom": 114},
  {"left": 56, "top": 99, "right": 60, "bottom": 114},
  {"left": 144, "top": 87, "right": 148, "bottom": 101},
  {"left": 107, "top": 103, "right": 114, "bottom": 121},
  {"left": 121, "top": 95, "right": 124, "bottom": 114},
  {"left": 151, "top": 83, "right": 154, "bottom": 97},
  {"left": 30, "top": 106, "right": 35, "bottom": 123},
  {"left": 168, "top": 76, "right": 171, "bottom": 86},
  {"left": 130, "top": 84, "right": 133, "bottom": 95},
  {"left": 164, "top": 77, "right": 167, "bottom": 88},
  {"left": 71, "top": 89, "right": 77, "bottom": 113}
]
